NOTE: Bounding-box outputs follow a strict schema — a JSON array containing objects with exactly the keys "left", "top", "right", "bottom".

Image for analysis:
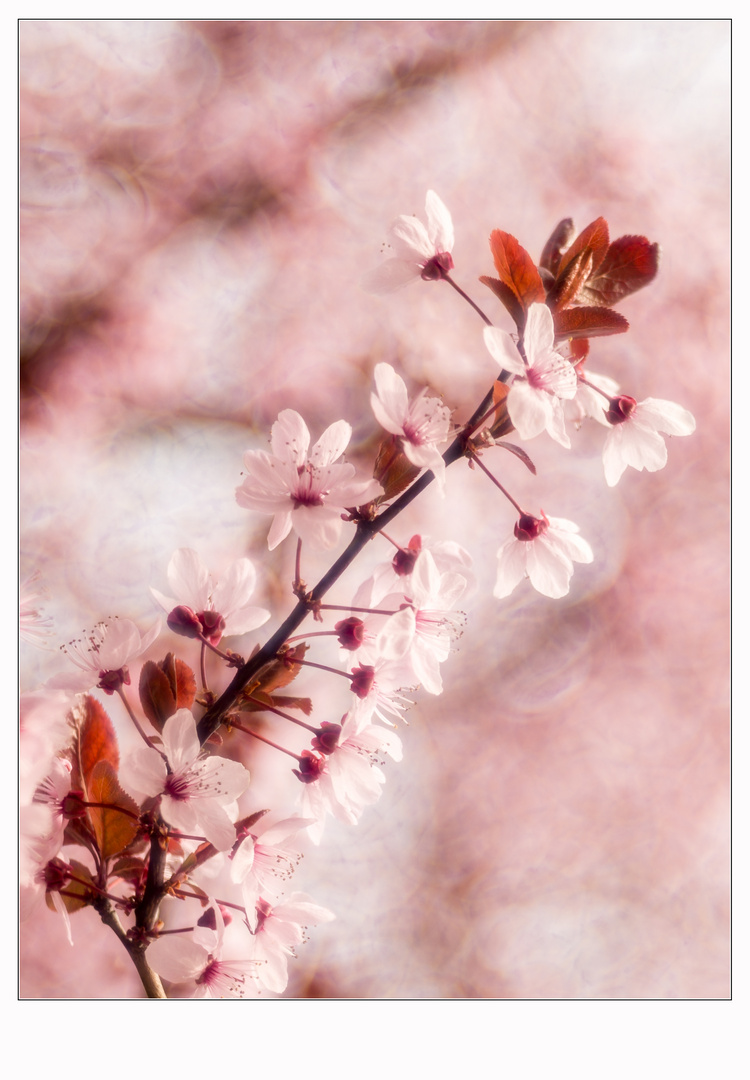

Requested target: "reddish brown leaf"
[
  {"left": 479, "top": 275, "right": 525, "bottom": 333},
  {"left": 488, "top": 231, "right": 546, "bottom": 312},
  {"left": 139, "top": 661, "right": 175, "bottom": 732},
  {"left": 139, "top": 655, "right": 197, "bottom": 733},
  {"left": 71, "top": 695, "right": 119, "bottom": 794},
  {"left": 50, "top": 858, "right": 95, "bottom": 915},
  {"left": 569, "top": 337, "right": 590, "bottom": 362},
  {"left": 576, "top": 235, "right": 659, "bottom": 306},
  {"left": 556, "top": 217, "right": 610, "bottom": 281},
  {"left": 539, "top": 218, "right": 574, "bottom": 276},
  {"left": 488, "top": 380, "right": 514, "bottom": 440},
  {"left": 547, "top": 250, "right": 594, "bottom": 312},
  {"left": 247, "top": 644, "right": 309, "bottom": 697},
  {"left": 88, "top": 761, "right": 141, "bottom": 859},
  {"left": 553, "top": 306, "right": 629, "bottom": 340},
  {"left": 373, "top": 436, "right": 421, "bottom": 502},
  {"left": 241, "top": 690, "right": 313, "bottom": 716}
]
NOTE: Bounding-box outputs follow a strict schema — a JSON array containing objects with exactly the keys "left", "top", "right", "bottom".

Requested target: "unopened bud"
[
  {"left": 605, "top": 394, "right": 637, "bottom": 426},
  {"left": 167, "top": 605, "right": 203, "bottom": 639}
]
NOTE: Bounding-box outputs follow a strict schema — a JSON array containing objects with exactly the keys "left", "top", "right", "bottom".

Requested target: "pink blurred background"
[{"left": 20, "top": 20, "right": 729, "bottom": 998}]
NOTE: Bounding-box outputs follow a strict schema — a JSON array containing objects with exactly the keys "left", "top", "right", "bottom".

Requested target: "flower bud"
[{"left": 167, "top": 605, "right": 203, "bottom": 639}]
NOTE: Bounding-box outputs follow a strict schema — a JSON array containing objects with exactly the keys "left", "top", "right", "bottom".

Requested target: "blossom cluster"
[{"left": 20, "top": 189, "right": 696, "bottom": 998}]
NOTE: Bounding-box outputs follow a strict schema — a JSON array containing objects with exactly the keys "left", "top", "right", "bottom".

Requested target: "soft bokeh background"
[{"left": 20, "top": 20, "right": 729, "bottom": 999}]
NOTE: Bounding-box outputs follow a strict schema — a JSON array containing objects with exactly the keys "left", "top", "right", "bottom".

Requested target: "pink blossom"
[
  {"left": 295, "top": 713, "right": 402, "bottom": 843},
  {"left": 48, "top": 616, "right": 161, "bottom": 695},
  {"left": 123, "top": 709, "right": 249, "bottom": 851},
  {"left": 602, "top": 395, "right": 696, "bottom": 486},
  {"left": 376, "top": 550, "right": 467, "bottom": 695},
  {"left": 151, "top": 547, "right": 270, "bottom": 642},
  {"left": 371, "top": 362, "right": 451, "bottom": 493},
  {"left": 483, "top": 303, "right": 577, "bottom": 448},
  {"left": 236, "top": 409, "right": 381, "bottom": 550},
  {"left": 247, "top": 893, "right": 335, "bottom": 994},
  {"left": 366, "top": 534, "right": 475, "bottom": 606},
  {"left": 363, "top": 189, "right": 455, "bottom": 293},
  {"left": 230, "top": 816, "right": 311, "bottom": 930},
  {"left": 20, "top": 758, "right": 73, "bottom": 936},
  {"left": 148, "top": 904, "right": 259, "bottom": 998},
  {"left": 494, "top": 513, "right": 594, "bottom": 600},
  {"left": 20, "top": 571, "right": 53, "bottom": 646}
]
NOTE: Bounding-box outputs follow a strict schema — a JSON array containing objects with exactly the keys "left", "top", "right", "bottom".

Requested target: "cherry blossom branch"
[{"left": 196, "top": 380, "right": 497, "bottom": 745}]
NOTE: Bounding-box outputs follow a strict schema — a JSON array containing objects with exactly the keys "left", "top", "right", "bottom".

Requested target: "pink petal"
[
  {"left": 525, "top": 539, "right": 573, "bottom": 599},
  {"left": 271, "top": 410, "right": 311, "bottom": 465},
  {"left": 389, "top": 214, "right": 433, "bottom": 261},
  {"left": 637, "top": 398, "right": 696, "bottom": 436},
  {"left": 493, "top": 536, "right": 527, "bottom": 599},
  {"left": 361, "top": 258, "right": 422, "bottom": 294},
  {"left": 522, "top": 303, "right": 555, "bottom": 365},
  {"left": 425, "top": 189, "right": 454, "bottom": 253},
  {"left": 167, "top": 549, "right": 211, "bottom": 611},
  {"left": 483, "top": 326, "right": 526, "bottom": 375},
  {"left": 309, "top": 419, "right": 352, "bottom": 467}
]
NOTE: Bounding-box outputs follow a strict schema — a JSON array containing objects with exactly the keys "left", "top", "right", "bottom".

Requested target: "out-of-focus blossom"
[
  {"left": 20, "top": 690, "right": 73, "bottom": 805},
  {"left": 363, "top": 189, "right": 455, "bottom": 293},
  {"left": 48, "top": 617, "right": 161, "bottom": 695},
  {"left": 236, "top": 410, "right": 381, "bottom": 550},
  {"left": 602, "top": 395, "right": 696, "bottom": 486},
  {"left": 20, "top": 758, "right": 73, "bottom": 935},
  {"left": 366, "top": 534, "right": 475, "bottom": 606},
  {"left": 371, "top": 362, "right": 451, "bottom": 493},
  {"left": 494, "top": 513, "right": 594, "bottom": 600},
  {"left": 123, "top": 709, "right": 249, "bottom": 851},
  {"left": 483, "top": 303, "right": 577, "bottom": 448},
  {"left": 20, "top": 572, "right": 53, "bottom": 647},
  {"left": 151, "top": 547, "right": 270, "bottom": 644}
]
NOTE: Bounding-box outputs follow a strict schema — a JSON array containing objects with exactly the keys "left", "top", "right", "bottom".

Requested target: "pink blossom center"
[
  {"left": 292, "top": 466, "right": 326, "bottom": 508},
  {"left": 164, "top": 771, "right": 192, "bottom": 802}
]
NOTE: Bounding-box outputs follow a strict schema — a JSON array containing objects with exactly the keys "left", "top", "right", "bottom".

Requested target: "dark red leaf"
[
  {"left": 71, "top": 695, "right": 119, "bottom": 794},
  {"left": 553, "top": 306, "right": 629, "bottom": 340},
  {"left": 576, "top": 235, "right": 659, "bottom": 306},
  {"left": 88, "top": 761, "right": 141, "bottom": 859},
  {"left": 556, "top": 217, "right": 610, "bottom": 281},
  {"left": 539, "top": 218, "right": 574, "bottom": 276},
  {"left": 488, "top": 231, "right": 546, "bottom": 313},
  {"left": 373, "top": 436, "right": 421, "bottom": 502},
  {"left": 479, "top": 275, "right": 525, "bottom": 333}
]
